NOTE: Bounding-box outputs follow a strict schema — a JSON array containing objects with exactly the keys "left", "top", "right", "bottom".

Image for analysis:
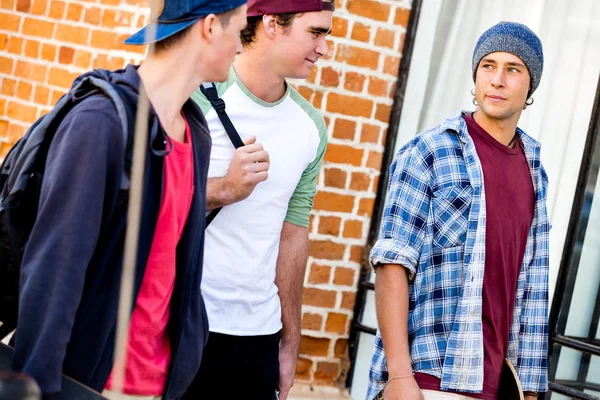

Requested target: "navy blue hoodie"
[{"left": 12, "top": 65, "right": 210, "bottom": 399}]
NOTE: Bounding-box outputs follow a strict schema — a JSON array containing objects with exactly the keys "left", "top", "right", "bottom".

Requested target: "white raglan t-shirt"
[{"left": 191, "top": 68, "right": 328, "bottom": 335}]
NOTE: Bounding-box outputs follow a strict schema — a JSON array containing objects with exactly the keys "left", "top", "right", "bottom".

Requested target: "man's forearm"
[
  {"left": 275, "top": 222, "right": 309, "bottom": 352},
  {"left": 375, "top": 264, "right": 413, "bottom": 376},
  {"left": 206, "top": 177, "right": 234, "bottom": 210}
]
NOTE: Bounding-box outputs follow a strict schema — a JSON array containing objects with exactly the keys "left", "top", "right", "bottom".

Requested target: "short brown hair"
[
  {"left": 154, "top": 8, "right": 240, "bottom": 53},
  {"left": 241, "top": 13, "right": 298, "bottom": 47}
]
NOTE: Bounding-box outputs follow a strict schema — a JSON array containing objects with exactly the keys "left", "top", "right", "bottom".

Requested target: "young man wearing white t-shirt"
[{"left": 184, "top": 1, "right": 333, "bottom": 399}]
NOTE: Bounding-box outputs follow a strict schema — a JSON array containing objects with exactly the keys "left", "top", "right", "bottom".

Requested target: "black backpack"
[{"left": 0, "top": 75, "right": 136, "bottom": 339}]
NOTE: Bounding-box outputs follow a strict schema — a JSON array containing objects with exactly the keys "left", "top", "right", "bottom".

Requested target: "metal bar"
[
  {"left": 577, "top": 278, "right": 600, "bottom": 388},
  {"left": 548, "top": 73, "right": 600, "bottom": 380},
  {"left": 352, "top": 322, "right": 377, "bottom": 336},
  {"left": 548, "top": 382, "right": 600, "bottom": 400},
  {"left": 345, "top": 0, "right": 423, "bottom": 390},
  {"left": 553, "top": 335, "right": 600, "bottom": 357}
]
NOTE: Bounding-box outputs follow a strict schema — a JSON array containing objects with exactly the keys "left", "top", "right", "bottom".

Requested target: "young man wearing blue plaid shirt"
[{"left": 367, "top": 22, "right": 549, "bottom": 400}]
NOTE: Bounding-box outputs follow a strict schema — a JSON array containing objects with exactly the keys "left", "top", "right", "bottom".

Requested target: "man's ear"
[
  {"left": 261, "top": 14, "right": 278, "bottom": 39},
  {"left": 200, "top": 14, "right": 219, "bottom": 43}
]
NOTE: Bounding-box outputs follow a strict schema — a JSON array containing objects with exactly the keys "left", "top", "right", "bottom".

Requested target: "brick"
[
  {"left": 318, "top": 215, "right": 341, "bottom": 236},
  {"left": 314, "top": 191, "right": 355, "bottom": 213},
  {"left": 312, "top": 90, "right": 323, "bottom": 109},
  {"left": 344, "top": 71, "right": 365, "bottom": 92},
  {"left": 308, "top": 263, "right": 331, "bottom": 284},
  {"left": 0, "top": 119, "right": 7, "bottom": 138},
  {"left": 0, "top": 98, "right": 5, "bottom": 114},
  {"left": 48, "top": 0, "right": 65, "bottom": 19},
  {"left": 334, "top": 339, "right": 348, "bottom": 358},
  {"left": 73, "top": 50, "right": 92, "bottom": 69},
  {"left": 93, "top": 53, "right": 110, "bottom": 69},
  {"left": 324, "top": 168, "right": 347, "bottom": 189},
  {"left": 84, "top": 6, "right": 102, "bottom": 25},
  {"left": 341, "top": 291, "right": 357, "bottom": 310},
  {"left": 327, "top": 92, "right": 373, "bottom": 117},
  {"left": 7, "top": 101, "right": 37, "bottom": 123},
  {"left": 16, "top": 81, "right": 32, "bottom": 101},
  {"left": 323, "top": 39, "right": 334, "bottom": 60},
  {"left": 295, "top": 357, "right": 313, "bottom": 380},
  {"left": 15, "top": 0, "right": 29, "bottom": 11},
  {"left": 334, "top": 267, "right": 356, "bottom": 287},
  {"left": 398, "top": 33, "right": 406, "bottom": 54},
  {"left": 300, "top": 336, "right": 330, "bottom": 357},
  {"left": 350, "top": 21, "right": 370, "bottom": 42},
  {"left": 375, "top": 28, "right": 395, "bottom": 48},
  {"left": 66, "top": 2, "right": 83, "bottom": 21},
  {"left": 0, "top": 33, "right": 7, "bottom": 50},
  {"left": 309, "top": 239, "right": 346, "bottom": 260},
  {"left": 7, "top": 123, "right": 25, "bottom": 142},
  {"left": 297, "top": 86, "right": 313, "bottom": 102},
  {"left": 301, "top": 313, "right": 323, "bottom": 330},
  {"left": 102, "top": 9, "right": 117, "bottom": 28},
  {"left": 350, "top": 171, "right": 371, "bottom": 191},
  {"left": 343, "top": 219, "right": 363, "bottom": 239},
  {"left": 315, "top": 361, "right": 340, "bottom": 383},
  {"left": 33, "top": 85, "right": 49, "bottom": 105},
  {"left": 333, "top": 118, "right": 356, "bottom": 141},
  {"left": 1, "top": 78, "right": 16, "bottom": 96},
  {"left": 99, "top": 0, "right": 119, "bottom": 6},
  {"left": 58, "top": 46, "right": 75, "bottom": 64},
  {"left": 30, "top": 0, "right": 45, "bottom": 14},
  {"left": 384, "top": 55, "right": 401, "bottom": 76},
  {"left": 24, "top": 40, "right": 40, "bottom": 58},
  {"left": 306, "top": 65, "right": 318, "bottom": 84},
  {"left": 0, "top": 56, "right": 13, "bottom": 74},
  {"left": 358, "top": 197, "right": 375, "bottom": 217},
  {"left": 90, "top": 29, "right": 117, "bottom": 50},
  {"left": 7, "top": 36, "right": 23, "bottom": 54},
  {"left": 0, "top": 11, "right": 21, "bottom": 31},
  {"left": 395, "top": 7, "right": 411, "bottom": 27},
  {"left": 55, "top": 24, "right": 90, "bottom": 46},
  {"left": 375, "top": 103, "right": 392, "bottom": 123},
  {"left": 368, "top": 76, "right": 389, "bottom": 97},
  {"left": 40, "top": 43, "right": 56, "bottom": 62},
  {"left": 309, "top": 214, "right": 315, "bottom": 233},
  {"left": 116, "top": 10, "right": 135, "bottom": 26},
  {"left": 324, "top": 143, "right": 364, "bottom": 166},
  {"left": 331, "top": 16, "right": 347, "bottom": 38},
  {"left": 303, "top": 287, "right": 337, "bottom": 308},
  {"left": 48, "top": 67, "right": 79, "bottom": 89},
  {"left": 22, "top": 17, "right": 54, "bottom": 38},
  {"left": 335, "top": 44, "right": 379, "bottom": 69},
  {"left": 15, "top": 60, "right": 47, "bottom": 82},
  {"left": 320, "top": 66, "right": 339, "bottom": 87},
  {"left": 367, "top": 150, "right": 383, "bottom": 169},
  {"left": 348, "top": 0, "right": 391, "bottom": 22},
  {"left": 325, "top": 312, "right": 348, "bottom": 334},
  {"left": 51, "top": 89, "right": 66, "bottom": 106},
  {"left": 0, "top": 142, "right": 13, "bottom": 159}
]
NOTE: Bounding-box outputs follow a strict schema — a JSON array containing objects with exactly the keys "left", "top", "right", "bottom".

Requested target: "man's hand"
[
  {"left": 206, "top": 136, "right": 269, "bottom": 209},
  {"left": 277, "top": 344, "right": 297, "bottom": 400},
  {"left": 382, "top": 376, "right": 424, "bottom": 400},
  {"left": 224, "top": 136, "right": 269, "bottom": 201}
]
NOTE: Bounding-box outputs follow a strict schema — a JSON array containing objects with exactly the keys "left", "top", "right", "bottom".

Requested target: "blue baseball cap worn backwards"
[{"left": 125, "top": 0, "right": 247, "bottom": 45}]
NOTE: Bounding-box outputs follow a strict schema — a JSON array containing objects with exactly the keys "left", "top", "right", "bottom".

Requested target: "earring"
[
  {"left": 471, "top": 88, "right": 478, "bottom": 107},
  {"left": 523, "top": 97, "right": 534, "bottom": 110}
]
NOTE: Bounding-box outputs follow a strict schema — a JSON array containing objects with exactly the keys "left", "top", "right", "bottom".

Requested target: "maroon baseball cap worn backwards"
[{"left": 247, "top": 0, "right": 335, "bottom": 16}]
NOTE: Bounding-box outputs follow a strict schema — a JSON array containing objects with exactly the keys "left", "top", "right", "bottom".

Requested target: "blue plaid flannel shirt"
[{"left": 367, "top": 113, "right": 550, "bottom": 399}]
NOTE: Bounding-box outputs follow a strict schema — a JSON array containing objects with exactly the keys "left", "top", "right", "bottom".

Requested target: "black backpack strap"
[
  {"left": 200, "top": 83, "right": 245, "bottom": 148},
  {"left": 200, "top": 82, "right": 245, "bottom": 228}
]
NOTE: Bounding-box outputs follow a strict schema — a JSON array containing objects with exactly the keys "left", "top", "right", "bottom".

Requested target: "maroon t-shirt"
[{"left": 415, "top": 114, "right": 534, "bottom": 399}]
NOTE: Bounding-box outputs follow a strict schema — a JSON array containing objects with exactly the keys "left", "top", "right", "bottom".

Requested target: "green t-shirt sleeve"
[{"left": 285, "top": 93, "right": 328, "bottom": 227}]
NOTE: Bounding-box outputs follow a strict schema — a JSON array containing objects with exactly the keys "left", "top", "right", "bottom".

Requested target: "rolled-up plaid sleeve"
[{"left": 369, "top": 143, "right": 431, "bottom": 278}]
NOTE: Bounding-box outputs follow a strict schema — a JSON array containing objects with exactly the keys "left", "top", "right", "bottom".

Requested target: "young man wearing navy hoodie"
[{"left": 11, "top": 1, "right": 247, "bottom": 399}]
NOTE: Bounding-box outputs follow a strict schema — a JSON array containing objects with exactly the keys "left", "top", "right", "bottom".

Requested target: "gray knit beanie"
[{"left": 472, "top": 21, "right": 544, "bottom": 94}]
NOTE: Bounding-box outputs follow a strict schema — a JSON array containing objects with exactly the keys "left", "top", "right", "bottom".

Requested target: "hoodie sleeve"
[{"left": 12, "top": 98, "right": 124, "bottom": 396}]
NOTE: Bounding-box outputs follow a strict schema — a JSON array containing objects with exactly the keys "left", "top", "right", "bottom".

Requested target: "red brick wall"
[{"left": 0, "top": 0, "right": 412, "bottom": 389}]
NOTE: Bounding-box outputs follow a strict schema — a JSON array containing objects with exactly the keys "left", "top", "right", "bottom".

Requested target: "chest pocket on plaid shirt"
[{"left": 431, "top": 185, "right": 473, "bottom": 248}]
